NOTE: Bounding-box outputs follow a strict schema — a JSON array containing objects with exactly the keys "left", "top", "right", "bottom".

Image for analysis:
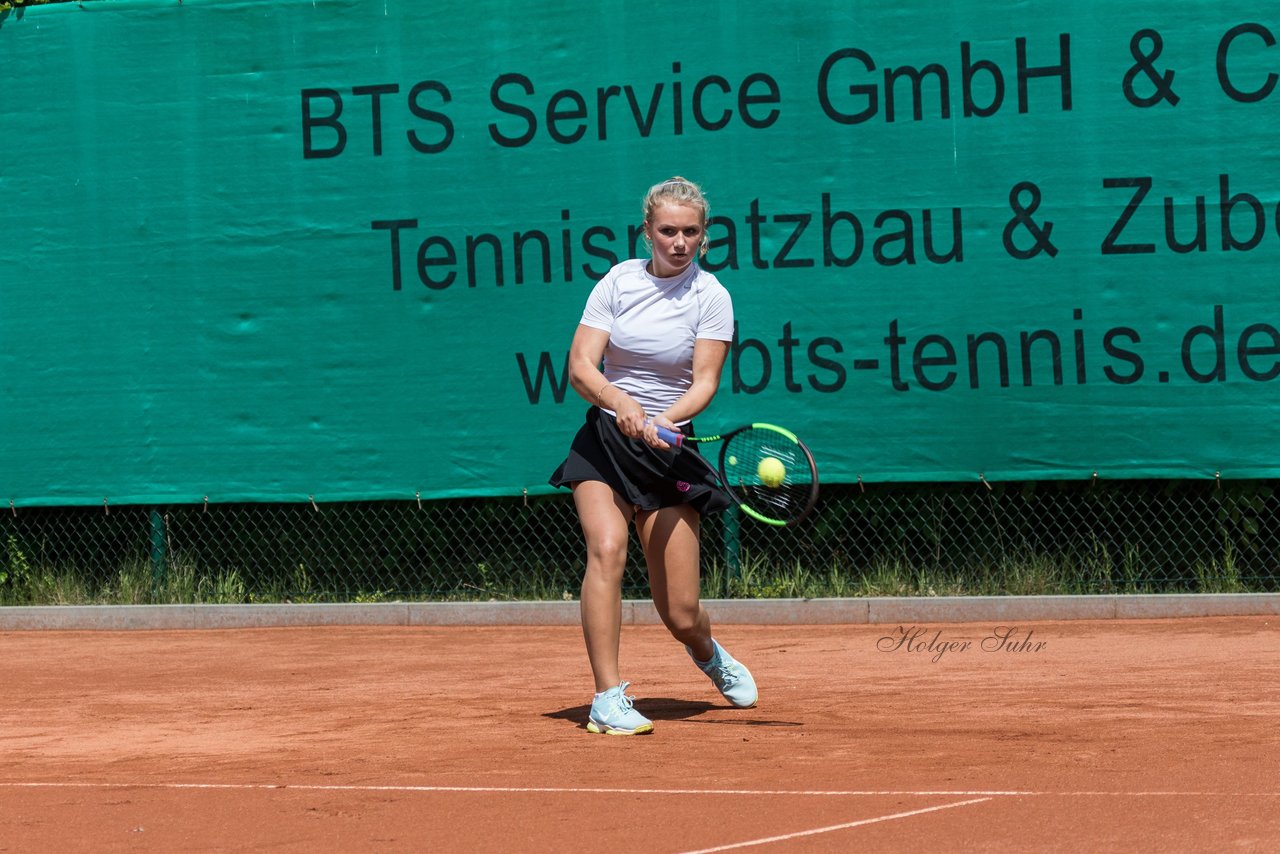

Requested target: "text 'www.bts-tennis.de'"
[{"left": 516, "top": 305, "right": 1280, "bottom": 403}]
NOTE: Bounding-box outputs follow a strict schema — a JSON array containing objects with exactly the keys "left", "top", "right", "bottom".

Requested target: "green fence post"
[
  {"left": 722, "top": 504, "right": 741, "bottom": 595},
  {"left": 149, "top": 509, "right": 167, "bottom": 596}
]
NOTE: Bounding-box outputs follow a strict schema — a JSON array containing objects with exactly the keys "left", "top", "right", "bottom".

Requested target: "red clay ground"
[{"left": 2, "top": 615, "right": 1277, "bottom": 852}]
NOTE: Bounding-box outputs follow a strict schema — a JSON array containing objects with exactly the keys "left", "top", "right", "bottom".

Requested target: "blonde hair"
[{"left": 642, "top": 176, "right": 711, "bottom": 256}]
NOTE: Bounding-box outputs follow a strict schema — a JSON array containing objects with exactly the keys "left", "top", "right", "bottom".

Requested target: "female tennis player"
[{"left": 549, "top": 176, "right": 757, "bottom": 735}]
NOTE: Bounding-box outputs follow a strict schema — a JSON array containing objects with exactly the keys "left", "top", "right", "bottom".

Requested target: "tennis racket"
[{"left": 652, "top": 422, "right": 819, "bottom": 526}]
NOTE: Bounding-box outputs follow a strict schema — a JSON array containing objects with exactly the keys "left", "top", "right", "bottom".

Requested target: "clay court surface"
[{"left": 2, "top": 614, "right": 1277, "bottom": 852}]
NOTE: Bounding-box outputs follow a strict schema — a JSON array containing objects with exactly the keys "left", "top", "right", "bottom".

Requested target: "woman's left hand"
[{"left": 644, "top": 415, "right": 678, "bottom": 449}]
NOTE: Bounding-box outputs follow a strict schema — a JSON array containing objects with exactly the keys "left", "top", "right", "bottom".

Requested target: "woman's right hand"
[{"left": 613, "top": 395, "right": 647, "bottom": 439}]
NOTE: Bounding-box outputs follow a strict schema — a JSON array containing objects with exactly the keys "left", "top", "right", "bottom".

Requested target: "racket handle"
[{"left": 652, "top": 424, "right": 685, "bottom": 447}]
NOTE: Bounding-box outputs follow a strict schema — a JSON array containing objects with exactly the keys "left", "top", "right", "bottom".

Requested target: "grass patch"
[{"left": 1, "top": 546, "right": 1273, "bottom": 606}]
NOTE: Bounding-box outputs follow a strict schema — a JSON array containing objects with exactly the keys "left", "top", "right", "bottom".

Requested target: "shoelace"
[
  {"left": 692, "top": 645, "right": 737, "bottom": 686},
  {"left": 614, "top": 681, "right": 637, "bottom": 712},
  {"left": 712, "top": 661, "right": 740, "bottom": 687},
  {"left": 697, "top": 649, "right": 739, "bottom": 687}
]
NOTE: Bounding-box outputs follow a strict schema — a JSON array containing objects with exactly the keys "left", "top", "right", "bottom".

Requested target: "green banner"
[{"left": 2, "top": 0, "right": 1279, "bottom": 506}]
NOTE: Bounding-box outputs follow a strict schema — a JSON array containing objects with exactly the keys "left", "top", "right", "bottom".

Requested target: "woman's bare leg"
[
  {"left": 636, "top": 503, "right": 714, "bottom": 662},
  {"left": 572, "top": 480, "right": 635, "bottom": 693}
]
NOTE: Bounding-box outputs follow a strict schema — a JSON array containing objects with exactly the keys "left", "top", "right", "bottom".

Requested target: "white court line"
[
  {"left": 677, "top": 798, "right": 993, "bottom": 854},
  {"left": 0, "top": 782, "right": 1015, "bottom": 796},
  {"left": 1, "top": 782, "right": 1276, "bottom": 797}
]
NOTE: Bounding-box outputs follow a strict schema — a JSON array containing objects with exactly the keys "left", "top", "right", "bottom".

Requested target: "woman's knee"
[
  {"left": 582, "top": 530, "right": 631, "bottom": 586},
  {"left": 585, "top": 535, "right": 628, "bottom": 568},
  {"left": 573, "top": 482, "right": 634, "bottom": 578},
  {"left": 658, "top": 601, "right": 703, "bottom": 637}
]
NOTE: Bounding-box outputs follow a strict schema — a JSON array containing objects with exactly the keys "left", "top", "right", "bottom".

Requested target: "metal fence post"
[
  {"left": 149, "top": 508, "right": 167, "bottom": 595},
  {"left": 722, "top": 504, "right": 741, "bottom": 592}
]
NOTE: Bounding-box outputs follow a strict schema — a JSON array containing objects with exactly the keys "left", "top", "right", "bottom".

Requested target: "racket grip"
[{"left": 653, "top": 424, "right": 685, "bottom": 447}]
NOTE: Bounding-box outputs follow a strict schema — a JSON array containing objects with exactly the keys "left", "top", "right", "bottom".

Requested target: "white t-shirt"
[{"left": 580, "top": 258, "right": 734, "bottom": 418}]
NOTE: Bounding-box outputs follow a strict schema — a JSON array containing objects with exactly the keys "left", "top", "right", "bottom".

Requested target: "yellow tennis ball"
[
  {"left": 757, "top": 456, "right": 786, "bottom": 487},
  {"left": 728, "top": 455, "right": 738, "bottom": 466}
]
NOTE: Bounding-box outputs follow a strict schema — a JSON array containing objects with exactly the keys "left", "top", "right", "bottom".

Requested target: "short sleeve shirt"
[{"left": 579, "top": 259, "right": 734, "bottom": 417}]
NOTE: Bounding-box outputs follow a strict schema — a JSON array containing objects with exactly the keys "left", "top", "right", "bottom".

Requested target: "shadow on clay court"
[{"left": 544, "top": 698, "right": 803, "bottom": 730}]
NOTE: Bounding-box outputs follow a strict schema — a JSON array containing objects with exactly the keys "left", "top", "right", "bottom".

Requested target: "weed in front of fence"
[{"left": 2, "top": 482, "right": 1277, "bottom": 606}]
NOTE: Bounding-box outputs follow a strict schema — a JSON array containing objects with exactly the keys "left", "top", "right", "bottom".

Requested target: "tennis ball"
[
  {"left": 757, "top": 456, "right": 786, "bottom": 487},
  {"left": 728, "top": 455, "right": 738, "bottom": 466}
]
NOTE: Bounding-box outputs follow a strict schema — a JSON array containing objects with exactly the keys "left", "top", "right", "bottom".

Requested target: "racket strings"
[{"left": 720, "top": 429, "right": 815, "bottom": 523}]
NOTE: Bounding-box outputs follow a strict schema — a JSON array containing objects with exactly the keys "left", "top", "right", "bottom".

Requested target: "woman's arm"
[
  {"left": 645, "top": 338, "right": 731, "bottom": 446},
  {"left": 567, "top": 324, "right": 648, "bottom": 438}
]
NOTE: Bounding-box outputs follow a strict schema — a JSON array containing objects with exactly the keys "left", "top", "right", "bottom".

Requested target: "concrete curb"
[{"left": 1, "top": 594, "right": 1277, "bottom": 630}]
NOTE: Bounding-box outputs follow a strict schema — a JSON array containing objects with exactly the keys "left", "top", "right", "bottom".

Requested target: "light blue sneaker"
[
  {"left": 587, "top": 682, "right": 654, "bottom": 735},
  {"left": 688, "top": 639, "right": 758, "bottom": 708}
]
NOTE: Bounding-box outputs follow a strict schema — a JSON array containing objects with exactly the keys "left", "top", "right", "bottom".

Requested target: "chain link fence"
[{"left": 3, "top": 480, "right": 1278, "bottom": 605}]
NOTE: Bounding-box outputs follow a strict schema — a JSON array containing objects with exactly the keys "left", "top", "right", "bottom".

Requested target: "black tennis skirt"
[{"left": 549, "top": 407, "right": 732, "bottom": 516}]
